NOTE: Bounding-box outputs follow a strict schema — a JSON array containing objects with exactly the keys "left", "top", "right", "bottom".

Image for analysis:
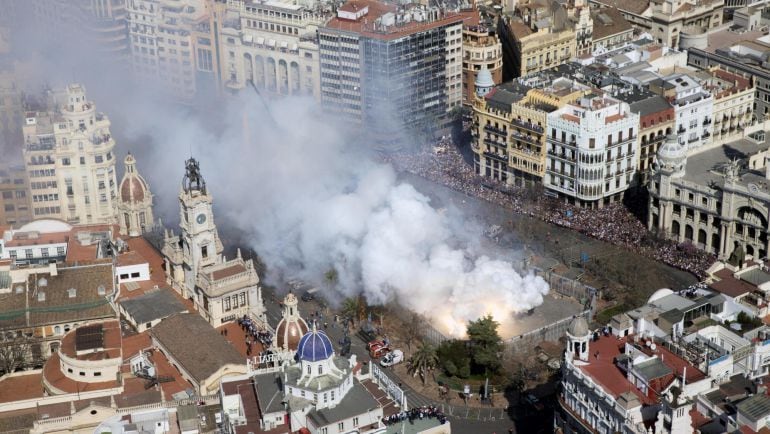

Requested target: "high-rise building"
[
  {"left": 545, "top": 90, "right": 640, "bottom": 207},
  {"left": 117, "top": 153, "right": 155, "bottom": 237},
  {"left": 319, "top": 0, "right": 464, "bottom": 143},
  {"left": 127, "top": 0, "right": 222, "bottom": 101},
  {"left": 22, "top": 84, "right": 119, "bottom": 225},
  {"left": 219, "top": 0, "right": 332, "bottom": 99}
]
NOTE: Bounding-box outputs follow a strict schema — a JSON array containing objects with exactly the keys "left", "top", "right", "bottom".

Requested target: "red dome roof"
[
  {"left": 276, "top": 317, "right": 309, "bottom": 351},
  {"left": 120, "top": 177, "right": 146, "bottom": 203}
]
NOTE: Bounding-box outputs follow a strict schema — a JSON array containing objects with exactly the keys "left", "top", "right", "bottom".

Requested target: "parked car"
[{"left": 380, "top": 349, "right": 404, "bottom": 367}]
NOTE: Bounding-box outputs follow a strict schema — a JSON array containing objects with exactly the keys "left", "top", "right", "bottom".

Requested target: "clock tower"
[{"left": 179, "top": 158, "right": 223, "bottom": 295}]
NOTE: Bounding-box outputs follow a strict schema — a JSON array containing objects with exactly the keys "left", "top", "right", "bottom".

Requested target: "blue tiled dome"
[{"left": 297, "top": 329, "right": 334, "bottom": 362}]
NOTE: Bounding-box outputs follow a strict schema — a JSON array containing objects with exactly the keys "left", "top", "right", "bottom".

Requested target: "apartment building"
[
  {"left": 319, "top": 0, "right": 464, "bottom": 143},
  {"left": 649, "top": 73, "right": 713, "bottom": 155},
  {"left": 472, "top": 76, "right": 587, "bottom": 186},
  {"left": 545, "top": 90, "right": 640, "bottom": 207},
  {"left": 127, "top": 0, "right": 221, "bottom": 100},
  {"left": 699, "top": 67, "right": 755, "bottom": 145},
  {"left": 22, "top": 84, "right": 119, "bottom": 225},
  {"left": 461, "top": 12, "right": 503, "bottom": 105},
  {"left": 0, "top": 165, "right": 32, "bottom": 227},
  {"left": 220, "top": 0, "right": 332, "bottom": 99}
]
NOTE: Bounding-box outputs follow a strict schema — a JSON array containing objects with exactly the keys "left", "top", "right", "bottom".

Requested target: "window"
[
  {"left": 42, "top": 249, "right": 49, "bottom": 258},
  {"left": 337, "top": 422, "right": 343, "bottom": 431},
  {"left": 321, "top": 429, "right": 327, "bottom": 434},
  {"left": 79, "top": 372, "right": 85, "bottom": 376},
  {"left": 240, "top": 292, "right": 246, "bottom": 307},
  {"left": 25, "top": 249, "right": 33, "bottom": 259},
  {"left": 130, "top": 272, "right": 140, "bottom": 278},
  {"left": 353, "top": 417, "right": 359, "bottom": 427},
  {"left": 57, "top": 247, "right": 65, "bottom": 256},
  {"left": 225, "top": 297, "right": 231, "bottom": 311},
  {"left": 94, "top": 372, "right": 102, "bottom": 377},
  {"left": 68, "top": 288, "right": 76, "bottom": 298},
  {"left": 80, "top": 157, "right": 85, "bottom": 165},
  {"left": 202, "top": 245, "right": 208, "bottom": 258},
  {"left": 1, "top": 191, "right": 11, "bottom": 199}
]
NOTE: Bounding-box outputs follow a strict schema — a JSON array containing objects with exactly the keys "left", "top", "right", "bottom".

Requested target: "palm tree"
[
  {"left": 407, "top": 343, "right": 439, "bottom": 385},
  {"left": 341, "top": 297, "right": 359, "bottom": 326}
]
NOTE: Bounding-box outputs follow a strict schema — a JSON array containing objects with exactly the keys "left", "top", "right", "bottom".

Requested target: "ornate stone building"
[
  {"left": 22, "top": 84, "right": 119, "bottom": 225},
  {"left": 274, "top": 292, "right": 309, "bottom": 352},
  {"left": 649, "top": 131, "right": 770, "bottom": 259},
  {"left": 162, "top": 158, "right": 266, "bottom": 327},
  {"left": 117, "top": 153, "right": 154, "bottom": 237}
]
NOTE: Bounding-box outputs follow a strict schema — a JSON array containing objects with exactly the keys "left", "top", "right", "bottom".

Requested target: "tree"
[
  {"left": 0, "top": 334, "right": 32, "bottom": 375},
  {"left": 324, "top": 268, "right": 338, "bottom": 290},
  {"left": 341, "top": 297, "right": 360, "bottom": 326},
  {"left": 402, "top": 312, "right": 425, "bottom": 353},
  {"left": 437, "top": 340, "right": 471, "bottom": 379},
  {"left": 466, "top": 315, "right": 504, "bottom": 375},
  {"left": 407, "top": 343, "right": 439, "bottom": 385}
]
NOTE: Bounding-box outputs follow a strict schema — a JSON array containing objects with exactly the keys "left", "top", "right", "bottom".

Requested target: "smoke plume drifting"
[{"left": 4, "top": 6, "right": 549, "bottom": 337}]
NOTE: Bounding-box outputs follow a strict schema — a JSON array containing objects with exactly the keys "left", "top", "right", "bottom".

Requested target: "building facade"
[
  {"left": 127, "top": 0, "right": 221, "bottom": 101},
  {"left": 220, "top": 0, "right": 330, "bottom": 99},
  {"left": 319, "top": 0, "right": 463, "bottom": 143},
  {"left": 701, "top": 67, "right": 755, "bottom": 145},
  {"left": 0, "top": 165, "right": 32, "bottom": 227},
  {"left": 462, "top": 20, "right": 503, "bottom": 105},
  {"left": 22, "top": 84, "right": 119, "bottom": 225},
  {"left": 117, "top": 153, "right": 154, "bottom": 237},
  {"left": 591, "top": 0, "right": 723, "bottom": 49},
  {"left": 472, "top": 76, "right": 586, "bottom": 186},
  {"left": 545, "top": 91, "right": 640, "bottom": 207},
  {"left": 649, "top": 73, "right": 713, "bottom": 155},
  {"left": 162, "top": 158, "right": 266, "bottom": 327},
  {"left": 649, "top": 131, "right": 770, "bottom": 259},
  {"left": 629, "top": 95, "right": 675, "bottom": 185}
]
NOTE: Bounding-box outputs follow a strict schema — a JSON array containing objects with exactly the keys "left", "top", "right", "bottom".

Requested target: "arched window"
[
  {"left": 54, "top": 326, "right": 61, "bottom": 335},
  {"left": 306, "top": 366, "right": 311, "bottom": 375},
  {"left": 318, "top": 366, "right": 323, "bottom": 375}
]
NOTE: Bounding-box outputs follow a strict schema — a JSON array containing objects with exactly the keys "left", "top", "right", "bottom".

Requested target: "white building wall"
[{"left": 116, "top": 263, "right": 150, "bottom": 283}]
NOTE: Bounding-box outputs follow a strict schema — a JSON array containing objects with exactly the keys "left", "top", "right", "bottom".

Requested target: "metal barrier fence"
[{"left": 506, "top": 309, "right": 592, "bottom": 354}]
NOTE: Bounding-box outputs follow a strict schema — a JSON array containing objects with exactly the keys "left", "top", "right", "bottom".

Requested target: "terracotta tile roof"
[
  {"left": 5, "top": 231, "right": 69, "bottom": 247},
  {"left": 562, "top": 113, "right": 580, "bottom": 123},
  {"left": 605, "top": 113, "right": 625, "bottom": 123},
  {"left": 116, "top": 251, "right": 147, "bottom": 267},
  {"left": 591, "top": 7, "right": 632, "bottom": 41},
  {"left": 0, "top": 263, "right": 115, "bottom": 330},
  {"left": 0, "top": 373, "right": 45, "bottom": 404},
  {"left": 578, "top": 335, "right": 653, "bottom": 405},
  {"left": 710, "top": 269, "right": 756, "bottom": 298},
  {"left": 211, "top": 264, "right": 247, "bottom": 281},
  {"left": 42, "top": 352, "right": 119, "bottom": 394},
  {"left": 593, "top": 0, "right": 650, "bottom": 15},
  {"left": 126, "top": 236, "right": 166, "bottom": 283},
  {"left": 150, "top": 313, "right": 244, "bottom": 383},
  {"left": 59, "top": 320, "right": 122, "bottom": 361}
]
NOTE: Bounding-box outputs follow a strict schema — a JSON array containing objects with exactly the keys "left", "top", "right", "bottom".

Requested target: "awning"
[
  {"left": 291, "top": 43, "right": 298, "bottom": 52},
  {"left": 242, "top": 34, "right": 253, "bottom": 43},
  {"left": 280, "top": 41, "right": 288, "bottom": 49},
  {"left": 256, "top": 37, "right": 265, "bottom": 45},
  {"left": 267, "top": 39, "right": 276, "bottom": 47}
]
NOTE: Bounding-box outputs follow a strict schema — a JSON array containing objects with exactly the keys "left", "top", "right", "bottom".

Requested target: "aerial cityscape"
[{"left": 3, "top": 0, "right": 770, "bottom": 433}]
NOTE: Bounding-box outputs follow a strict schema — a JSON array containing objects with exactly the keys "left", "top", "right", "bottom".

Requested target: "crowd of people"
[
  {"left": 378, "top": 136, "right": 715, "bottom": 279},
  {"left": 238, "top": 315, "right": 273, "bottom": 356},
  {"left": 382, "top": 405, "right": 448, "bottom": 425}
]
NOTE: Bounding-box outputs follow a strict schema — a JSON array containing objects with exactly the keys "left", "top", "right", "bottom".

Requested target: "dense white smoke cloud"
[{"left": 4, "top": 7, "right": 549, "bottom": 337}]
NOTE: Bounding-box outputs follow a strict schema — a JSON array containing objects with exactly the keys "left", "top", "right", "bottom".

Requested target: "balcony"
[
  {"left": 512, "top": 131, "right": 539, "bottom": 146},
  {"left": 484, "top": 138, "right": 505, "bottom": 147},
  {"left": 483, "top": 151, "right": 508, "bottom": 162},
  {"left": 512, "top": 118, "right": 543, "bottom": 133},
  {"left": 703, "top": 118, "right": 712, "bottom": 125},
  {"left": 484, "top": 125, "right": 508, "bottom": 136},
  {"left": 547, "top": 149, "right": 575, "bottom": 162}
]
